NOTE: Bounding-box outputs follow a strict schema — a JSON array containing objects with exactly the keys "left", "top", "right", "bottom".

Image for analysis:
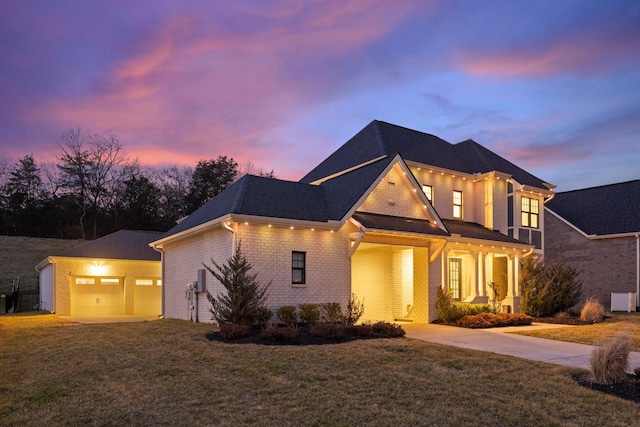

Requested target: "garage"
[{"left": 71, "top": 276, "right": 125, "bottom": 316}]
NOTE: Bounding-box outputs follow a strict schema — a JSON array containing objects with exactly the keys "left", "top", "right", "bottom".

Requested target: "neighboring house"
[
  {"left": 37, "top": 230, "right": 163, "bottom": 316},
  {"left": 545, "top": 180, "right": 640, "bottom": 309},
  {"left": 151, "top": 120, "right": 555, "bottom": 323}
]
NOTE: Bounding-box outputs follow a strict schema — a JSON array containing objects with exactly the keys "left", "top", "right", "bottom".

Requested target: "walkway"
[{"left": 403, "top": 322, "right": 640, "bottom": 372}]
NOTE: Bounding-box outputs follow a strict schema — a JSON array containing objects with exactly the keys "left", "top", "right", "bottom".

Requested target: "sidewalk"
[{"left": 403, "top": 322, "right": 640, "bottom": 372}]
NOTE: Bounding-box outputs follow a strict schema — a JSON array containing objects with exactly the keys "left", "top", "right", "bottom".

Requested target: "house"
[
  {"left": 37, "top": 230, "right": 163, "bottom": 316},
  {"left": 544, "top": 180, "right": 640, "bottom": 309},
  {"left": 150, "top": 120, "right": 555, "bottom": 323}
]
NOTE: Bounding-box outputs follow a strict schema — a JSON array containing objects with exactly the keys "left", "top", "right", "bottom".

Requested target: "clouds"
[{"left": 0, "top": 0, "right": 638, "bottom": 189}]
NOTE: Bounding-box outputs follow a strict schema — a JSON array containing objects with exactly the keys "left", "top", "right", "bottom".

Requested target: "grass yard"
[
  {"left": 513, "top": 313, "right": 640, "bottom": 351},
  {"left": 1, "top": 314, "right": 640, "bottom": 426},
  {"left": 0, "top": 235, "right": 83, "bottom": 293}
]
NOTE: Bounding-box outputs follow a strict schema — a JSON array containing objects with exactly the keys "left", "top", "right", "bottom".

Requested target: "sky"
[{"left": 1, "top": 1, "right": 639, "bottom": 192}]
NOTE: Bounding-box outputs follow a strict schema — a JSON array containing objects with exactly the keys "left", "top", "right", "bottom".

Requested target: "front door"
[{"left": 449, "top": 258, "right": 462, "bottom": 301}]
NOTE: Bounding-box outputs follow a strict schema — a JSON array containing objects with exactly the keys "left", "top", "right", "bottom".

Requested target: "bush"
[
  {"left": 436, "top": 287, "right": 459, "bottom": 323},
  {"left": 321, "top": 302, "right": 342, "bottom": 323},
  {"left": 371, "top": 321, "right": 406, "bottom": 337},
  {"left": 343, "top": 293, "right": 365, "bottom": 325},
  {"left": 487, "top": 281, "right": 502, "bottom": 314},
  {"left": 218, "top": 323, "right": 252, "bottom": 340},
  {"left": 519, "top": 256, "right": 582, "bottom": 317},
  {"left": 276, "top": 306, "right": 298, "bottom": 327},
  {"left": 456, "top": 313, "right": 533, "bottom": 329},
  {"left": 310, "top": 323, "right": 344, "bottom": 339},
  {"left": 344, "top": 323, "right": 374, "bottom": 337},
  {"left": 206, "top": 242, "right": 271, "bottom": 326},
  {"left": 298, "top": 303, "right": 321, "bottom": 326},
  {"left": 261, "top": 325, "right": 299, "bottom": 342},
  {"left": 255, "top": 306, "right": 273, "bottom": 328},
  {"left": 590, "top": 334, "right": 630, "bottom": 384},
  {"left": 580, "top": 297, "right": 605, "bottom": 324}
]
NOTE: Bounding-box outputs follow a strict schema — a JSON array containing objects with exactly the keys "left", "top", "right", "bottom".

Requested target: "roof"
[
  {"left": 546, "top": 180, "right": 640, "bottom": 236},
  {"left": 442, "top": 219, "right": 528, "bottom": 244},
  {"left": 352, "top": 212, "right": 449, "bottom": 237},
  {"left": 160, "top": 159, "right": 397, "bottom": 240},
  {"left": 56, "top": 230, "right": 163, "bottom": 261},
  {"left": 300, "top": 120, "right": 550, "bottom": 189}
]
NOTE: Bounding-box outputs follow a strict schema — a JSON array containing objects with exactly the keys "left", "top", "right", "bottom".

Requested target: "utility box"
[
  {"left": 0, "top": 295, "right": 5, "bottom": 315},
  {"left": 196, "top": 269, "right": 206, "bottom": 293},
  {"left": 611, "top": 293, "right": 636, "bottom": 312}
]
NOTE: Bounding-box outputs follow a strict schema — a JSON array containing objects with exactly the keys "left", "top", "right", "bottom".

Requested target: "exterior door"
[{"left": 449, "top": 258, "right": 462, "bottom": 301}]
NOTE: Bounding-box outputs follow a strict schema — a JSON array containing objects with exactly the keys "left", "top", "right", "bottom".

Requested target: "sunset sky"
[{"left": 1, "top": 1, "right": 639, "bottom": 191}]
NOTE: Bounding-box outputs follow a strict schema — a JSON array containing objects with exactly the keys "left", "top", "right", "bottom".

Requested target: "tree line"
[{"left": 0, "top": 129, "right": 274, "bottom": 240}]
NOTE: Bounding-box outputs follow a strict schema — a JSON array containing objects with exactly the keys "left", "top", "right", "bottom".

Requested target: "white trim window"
[
  {"left": 453, "top": 190, "right": 463, "bottom": 219},
  {"left": 521, "top": 196, "right": 539, "bottom": 228},
  {"left": 422, "top": 185, "right": 433, "bottom": 204}
]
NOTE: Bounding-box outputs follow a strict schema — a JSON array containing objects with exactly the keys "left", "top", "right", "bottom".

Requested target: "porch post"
[
  {"left": 505, "top": 254, "right": 514, "bottom": 299},
  {"left": 470, "top": 251, "right": 478, "bottom": 297},
  {"left": 479, "top": 251, "right": 487, "bottom": 297},
  {"left": 513, "top": 254, "right": 520, "bottom": 297}
]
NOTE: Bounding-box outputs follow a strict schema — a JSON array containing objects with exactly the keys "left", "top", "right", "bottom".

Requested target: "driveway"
[
  {"left": 59, "top": 315, "right": 161, "bottom": 324},
  {"left": 403, "top": 322, "right": 640, "bottom": 372}
]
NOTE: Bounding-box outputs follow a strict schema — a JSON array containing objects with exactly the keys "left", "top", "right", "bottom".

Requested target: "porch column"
[
  {"left": 506, "top": 254, "right": 514, "bottom": 299},
  {"left": 413, "top": 247, "right": 429, "bottom": 322},
  {"left": 442, "top": 248, "right": 449, "bottom": 292},
  {"left": 479, "top": 251, "right": 487, "bottom": 297},
  {"left": 513, "top": 254, "right": 520, "bottom": 297},
  {"left": 470, "top": 251, "right": 478, "bottom": 298}
]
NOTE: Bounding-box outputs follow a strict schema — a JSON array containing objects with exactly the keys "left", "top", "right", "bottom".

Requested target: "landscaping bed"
[
  {"left": 573, "top": 373, "right": 640, "bottom": 404},
  {"left": 206, "top": 322, "right": 406, "bottom": 345}
]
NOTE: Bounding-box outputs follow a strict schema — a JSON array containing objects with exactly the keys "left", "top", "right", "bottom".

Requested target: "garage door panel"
[{"left": 71, "top": 277, "right": 124, "bottom": 316}]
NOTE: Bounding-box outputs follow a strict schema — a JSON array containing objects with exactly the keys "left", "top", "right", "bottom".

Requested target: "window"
[
  {"left": 521, "top": 196, "right": 539, "bottom": 228},
  {"left": 292, "top": 251, "right": 306, "bottom": 284},
  {"left": 75, "top": 278, "right": 95, "bottom": 285},
  {"left": 422, "top": 185, "right": 433, "bottom": 204},
  {"left": 100, "top": 278, "right": 121, "bottom": 285},
  {"left": 453, "top": 190, "right": 463, "bottom": 219},
  {"left": 507, "top": 195, "right": 514, "bottom": 227},
  {"left": 135, "top": 279, "right": 154, "bottom": 286}
]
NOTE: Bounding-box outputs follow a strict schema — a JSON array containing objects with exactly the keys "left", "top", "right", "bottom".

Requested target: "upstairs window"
[
  {"left": 422, "top": 185, "right": 433, "bottom": 204},
  {"left": 521, "top": 196, "right": 539, "bottom": 228},
  {"left": 453, "top": 190, "right": 463, "bottom": 219},
  {"left": 292, "top": 251, "right": 306, "bottom": 285}
]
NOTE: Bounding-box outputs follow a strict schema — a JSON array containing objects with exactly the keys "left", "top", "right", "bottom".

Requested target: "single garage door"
[
  {"left": 71, "top": 276, "right": 124, "bottom": 316},
  {"left": 133, "top": 278, "right": 162, "bottom": 315}
]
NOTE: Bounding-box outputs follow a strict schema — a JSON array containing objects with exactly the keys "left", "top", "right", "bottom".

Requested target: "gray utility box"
[{"left": 611, "top": 293, "right": 636, "bottom": 312}]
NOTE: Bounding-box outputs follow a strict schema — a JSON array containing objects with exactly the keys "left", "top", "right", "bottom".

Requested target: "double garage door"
[{"left": 71, "top": 277, "right": 124, "bottom": 316}]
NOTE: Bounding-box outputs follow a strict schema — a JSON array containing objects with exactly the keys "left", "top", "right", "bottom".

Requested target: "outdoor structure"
[
  {"left": 151, "top": 120, "right": 555, "bottom": 323},
  {"left": 545, "top": 180, "right": 640, "bottom": 309},
  {"left": 37, "top": 230, "right": 163, "bottom": 316}
]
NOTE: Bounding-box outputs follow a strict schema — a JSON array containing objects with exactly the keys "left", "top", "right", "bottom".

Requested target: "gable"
[{"left": 356, "top": 162, "right": 436, "bottom": 223}]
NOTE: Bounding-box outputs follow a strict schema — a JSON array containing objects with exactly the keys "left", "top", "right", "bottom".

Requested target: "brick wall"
[{"left": 545, "top": 211, "right": 637, "bottom": 308}]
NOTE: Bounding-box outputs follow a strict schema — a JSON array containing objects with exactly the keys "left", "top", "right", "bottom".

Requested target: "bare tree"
[
  {"left": 237, "top": 160, "right": 276, "bottom": 180},
  {"left": 56, "top": 129, "right": 130, "bottom": 239}
]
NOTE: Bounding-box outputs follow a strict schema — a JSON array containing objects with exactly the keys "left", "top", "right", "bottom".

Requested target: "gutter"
[
  {"left": 637, "top": 234, "right": 639, "bottom": 308},
  {"left": 222, "top": 218, "right": 237, "bottom": 256},
  {"left": 151, "top": 246, "right": 165, "bottom": 318}
]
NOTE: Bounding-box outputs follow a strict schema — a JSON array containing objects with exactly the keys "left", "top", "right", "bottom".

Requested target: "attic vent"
[{"left": 388, "top": 181, "right": 396, "bottom": 206}]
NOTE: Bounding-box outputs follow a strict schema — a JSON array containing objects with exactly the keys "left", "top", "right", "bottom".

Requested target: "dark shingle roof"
[
  {"left": 352, "top": 212, "right": 448, "bottom": 237},
  {"left": 443, "top": 219, "right": 528, "bottom": 245},
  {"left": 546, "top": 180, "right": 640, "bottom": 235},
  {"left": 300, "top": 120, "right": 549, "bottom": 189},
  {"left": 58, "top": 230, "right": 163, "bottom": 261}
]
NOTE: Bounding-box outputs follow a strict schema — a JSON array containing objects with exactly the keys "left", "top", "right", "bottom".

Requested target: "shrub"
[
  {"left": 343, "top": 293, "right": 365, "bottom": 325},
  {"left": 345, "top": 323, "right": 374, "bottom": 337},
  {"left": 371, "top": 321, "right": 406, "bottom": 337},
  {"left": 554, "top": 311, "right": 571, "bottom": 322},
  {"left": 519, "top": 256, "right": 582, "bottom": 317},
  {"left": 255, "top": 306, "right": 273, "bottom": 328},
  {"left": 276, "top": 306, "right": 298, "bottom": 327},
  {"left": 487, "top": 281, "right": 502, "bottom": 314},
  {"left": 590, "top": 334, "right": 630, "bottom": 384},
  {"left": 298, "top": 303, "right": 321, "bottom": 326},
  {"left": 218, "top": 323, "right": 252, "bottom": 340},
  {"left": 456, "top": 313, "right": 533, "bottom": 329},
  {"left": 261, "top": 325, "right": 299, "bottom": 342},
  {"left": 436, "top": 287, "right": 459, "bottom": 323},
  {"left": 321, "top": 302, "right": 342, "bottom": 323},
  {"left": 580, "top": 297, "right": 605, "bottom": 324},
  {"left": 206, "top": 242, "right": 271, "bottom": 326},
  {"left": 310, "top": 323, "right": 344, "bottom": 339},
  {"left": 454, "top": 302, "right": 491, "bottom": 317}
]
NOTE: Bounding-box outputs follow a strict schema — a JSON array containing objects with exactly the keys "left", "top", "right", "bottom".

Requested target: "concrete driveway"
[
  {"left": 59, "top": 315, "right": 161, "bottom": 324},
  {"left": 403, "top": 322, "right": 640, "bottom": 372}
]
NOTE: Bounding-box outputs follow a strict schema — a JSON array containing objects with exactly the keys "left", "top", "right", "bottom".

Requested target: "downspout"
[
  {"left": 152, "top": 247, "right": 165, "bottom": 318},
  {"left": 636, "top": 234, "right": 639, "bottom": 308},
  {"left": 222, "top": 218, "right": 236, "bottom": 255}
]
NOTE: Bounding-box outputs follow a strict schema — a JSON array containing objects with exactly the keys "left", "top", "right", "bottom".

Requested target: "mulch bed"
[
  {"left": 573, "top": 373, "right": 640, "bottom": 404},
  {"left": 206, "top": 326, "right": 403, "bottom": 346}
]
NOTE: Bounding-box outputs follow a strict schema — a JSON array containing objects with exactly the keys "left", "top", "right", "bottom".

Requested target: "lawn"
[
  {"left": 513, "top": 313, "right": 640, "bottom": 351},
  {"left": 1, "top": 314, "right": 639, "bottom": 426}
]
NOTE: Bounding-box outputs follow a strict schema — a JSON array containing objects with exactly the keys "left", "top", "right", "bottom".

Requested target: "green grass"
[
  {"left": 514, "top": 313, "right": 640, "bottom": 351},
  {"left": 0, "top": 235, "right": 82, "bottom": 293},
  {"left": 1, "top": 314, "right": 639, "bottom": 426}
]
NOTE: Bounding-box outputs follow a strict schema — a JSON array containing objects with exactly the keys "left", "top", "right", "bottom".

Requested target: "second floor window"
[
  {"left": 453, "top": 190, "right": 463, "bottom": 219},
  {"left": 422, "top": 185, "right": 433, "bottom": 204},
  {"left": 521, "top": 196, "right": 539, "bottom": 228}
]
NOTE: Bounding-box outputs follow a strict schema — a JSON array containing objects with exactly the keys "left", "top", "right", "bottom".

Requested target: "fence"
[{"left": 0, "top": 289, "right": 41, "bottom": 314}]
